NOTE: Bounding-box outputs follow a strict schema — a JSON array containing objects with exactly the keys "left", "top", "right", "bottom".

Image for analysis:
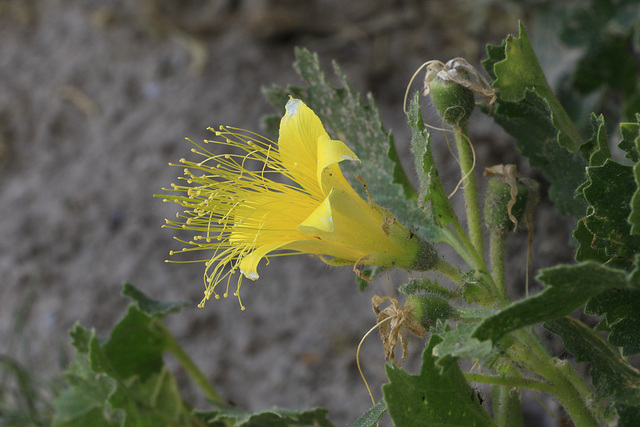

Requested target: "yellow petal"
[
  {"left": 278, "top": 99, "right": 326, "bottom": 195},
  {"left": 316, "top": 134, "right": 359, "bottom": 195},
  {"left": 297, "top": 196, "right": 334, "bottom": 233},
  {"left": 239, "top": 241, "right": 293, "bottom": 280}
]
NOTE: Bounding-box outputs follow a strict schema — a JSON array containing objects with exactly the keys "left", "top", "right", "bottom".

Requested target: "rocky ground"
[{"left": 0, "top": 1, "right": 575, "bottom": 425}]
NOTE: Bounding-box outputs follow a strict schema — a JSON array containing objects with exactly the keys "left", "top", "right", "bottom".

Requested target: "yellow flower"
[{"left": 160, "top": 99, "right": 434, "bottom": 309}]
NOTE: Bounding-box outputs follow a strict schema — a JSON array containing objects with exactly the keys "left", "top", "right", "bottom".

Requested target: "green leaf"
[
  {"left": 472, "top": 262, "right": 628, "bottom": 344},
  {"left": 544, "top": 317, "right": 640, "bottom": 413},
  {"left": 263, "top": 48, "right": 443, "bottom": 242},
  {"left": 121, "top": 282, "right": 189, "bottom": 317},
  {"left": 351, "top": 400, "right": 386, "bottom": 427},
  {"left": 629, "top": 119, "right": 640, "bottom": 235},
  {"left": 55, "top": 287, "right": 201, "bottom": 427},
  {"left": 618, "top": 118, "right": 640, "bottom": 163},
  {"left": 580, "top": 159, "right": 640, "bottom": 265},
  {"left": 53, "top": 333, "right": 120, "bottom": 427},
  {"left": 491, "top": 22, "right": 584, "bottom": 153},
  {"left": 432, "top": 323, "right": 493, "bottom": 360},
  {"left": 585, "top": 289, "right": 640, "bottom": 356},
  {"left": 408, "top": 93, "right": 457, "bottom": 229},
  {"left": 583, "top": 114, "right": 610, "bottom": 166},
  {"left": 573, "top": 219, "right": 609, "bottom": 263},
  {"left": 382, "top": 335, "right": 495, "bottom": 427},
  {"left": 196, "top": 406, "right": 334, "bottom": 427},
  {"left": 101, "top": 306, "right": 169, "bottom": 381}
]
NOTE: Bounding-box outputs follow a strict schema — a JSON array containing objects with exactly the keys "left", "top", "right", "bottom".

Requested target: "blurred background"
[{"left": 0, "top": 1, "right": 609, "bottom": 425}]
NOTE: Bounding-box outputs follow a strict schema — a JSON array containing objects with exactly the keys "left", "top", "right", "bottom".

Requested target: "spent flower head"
[{"left": 159, "top": 99, "right": 433, "bottom": 309}]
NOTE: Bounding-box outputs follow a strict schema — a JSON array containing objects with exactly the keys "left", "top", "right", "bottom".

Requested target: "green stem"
[
  {"left": 513, "top": 329, "right": 599, "bottom": 427},
  {"left": 464, "top": 372, "right": 553, "bottom": 394},
  {"left": 433, "top": 258, "right": 462, "bottom": 283},
  {"left": 489, "top": 229, "right": 508, "bottom": 303},
  {"left": 157, "top": 322, "right": 227, "bottom": 406},
  {"left": 492, "top": 385, "right": 524, "bottom": 427},
  {"left": 454, "top": 125, "right": 484, "bottom": 260}
]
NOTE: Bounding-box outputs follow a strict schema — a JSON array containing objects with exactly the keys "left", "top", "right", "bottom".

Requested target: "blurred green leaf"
[
  {"left": 196, "top": 406, "right": 334, "bottom": 427},
  {"left": 383, "top": 335, "right": 494, "bottom": 426},
  {"left": 618, "top": 118, "right": 640, "bottom": 163},
  {"left": 122, "top": 282, "right": 189, "bottom": 317},
  {"left": 472, "top": 262, "right": 627, "bottom": 344},
  {"left": 54, "top": 284, "right": 199, "bottom": 427},
  {"left": 545, "top": 316, "right": 640, "bottom": 422}
]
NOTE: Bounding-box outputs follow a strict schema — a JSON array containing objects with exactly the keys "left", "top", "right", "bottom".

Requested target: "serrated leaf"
[
  {"left": 581, "top": 159, "right": 640, "bottom": 264},
  {"left": 629, "top": 119, "right": 640, "bottom": 235},
  {"left": 107, "top": 368, "right": 195, "bottom": 427},
  {"left": 408, "top": 93, "right": 458, "bottom": 229},
  {"left": 473, "top": 262, "right": 628, "bottom": 344},
  {"left": 573, "top": 219, "right": 609, "bottom": 263},
  {"left": 491, "top": 22, "right": 584, "bottom": 153},
  {"left": 585, "top": 289, "right": 640, "bottom": 356},
  {"left": 196, "top": 406, "right": 334, "bottom": 427},
  {"left": 583, "top": 114, "right": 610, "bottom": 166},
  {"left": 69, "top": 323, "right": 92, "bottom": 354},
  {"left": 382, "top": 335, "right": 494, "bottom": 426},
  {"left": 483, "top": 90, "right": 587, "bottom": 217},
  {"left": 432, "top": 323, "right": 493, "bottom": 360},
  {"left": 53, "top": 352, "right": 119, "bottom": 427},
  {"left": 121, "top": 282, "right": 189, "bottom": 317},
  {"left": 618, "top": 118, "right": 640, "bottom": 163},
  {"left": 351, "top": 400, "right": 386, "bottom": 427},
  {"left": 544, "top": 317, "right": 640, "bottom": 409},
  {"left": 264, "top": 48, "right": 444, "bottom": 242}
]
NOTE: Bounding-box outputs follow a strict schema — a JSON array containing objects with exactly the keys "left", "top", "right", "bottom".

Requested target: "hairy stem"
[
  {"left": 454, "top": 125, "right": 484, "bottom": 260},
  {"left": 513, "top": 329, "right": 599, "bottom": 427}
]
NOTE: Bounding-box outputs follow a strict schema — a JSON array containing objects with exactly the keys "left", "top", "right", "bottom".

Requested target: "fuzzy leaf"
[
  {"left": 196, "top": 406, "right": 334, "bottom": 427},
  {"left": 383, "top": 335, "right": 494, "bottom": 426},
  {"left": 545, "top": 317, "right": 640, "bottom": 419},
  {"left": 473, "top": 262, "right": 628, "bottom": 344},
  {"left": 351, "top": 400, "right": 386, "bottom": 427},
  {"left": 432, "top": 323, "right": 493, "bottom": 360},
  {"left": 586, "top": 289, "right": 640, "bottom": 356},
  {"left": 491, "top": 22, "right": 584, "bottom": 153},
  {"left": 408, "top": 93, "right": 457, "bottom": 229},
  {"left": 263, "top": 48, "right": 443, "bottom": 242},
  {"left": 583, "top": 114, "right": 610, "bottom": 166}
]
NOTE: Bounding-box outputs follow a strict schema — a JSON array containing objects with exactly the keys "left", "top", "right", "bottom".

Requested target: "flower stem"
[
  {"left": 489, "top": 229, "right": 508, "bottom": 304},
  {"left": 513, "top": 328, "right": 599, "bottom": 427},
  {"left": 454, "top": 125, "right": 484, "bottom": 260},
  {"left": 464, "top": 372, "right": 553, "bottom": 394},
  {"left": 158, "top": 321, "right": 227, "bottom": 406}
]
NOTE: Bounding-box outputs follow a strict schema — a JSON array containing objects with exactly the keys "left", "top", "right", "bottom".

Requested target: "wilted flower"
[{"left": 160, "top": 99, "right": 435, "bottom": 309}]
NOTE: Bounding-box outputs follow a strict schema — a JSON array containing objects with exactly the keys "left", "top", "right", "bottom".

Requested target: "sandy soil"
[{"left": 0, "top": 1, "right": 573, "bottom": 425}]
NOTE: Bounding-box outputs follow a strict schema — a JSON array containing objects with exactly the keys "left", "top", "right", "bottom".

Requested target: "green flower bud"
[
  {"left": 405, "top": 292, "right": 455, "bottom": 329},
  {"left": 427, "top": 77, "right": 475, "bottom": 126},
  {"left": 483, "top": 165, "right": 538, "bottom": 232}
]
